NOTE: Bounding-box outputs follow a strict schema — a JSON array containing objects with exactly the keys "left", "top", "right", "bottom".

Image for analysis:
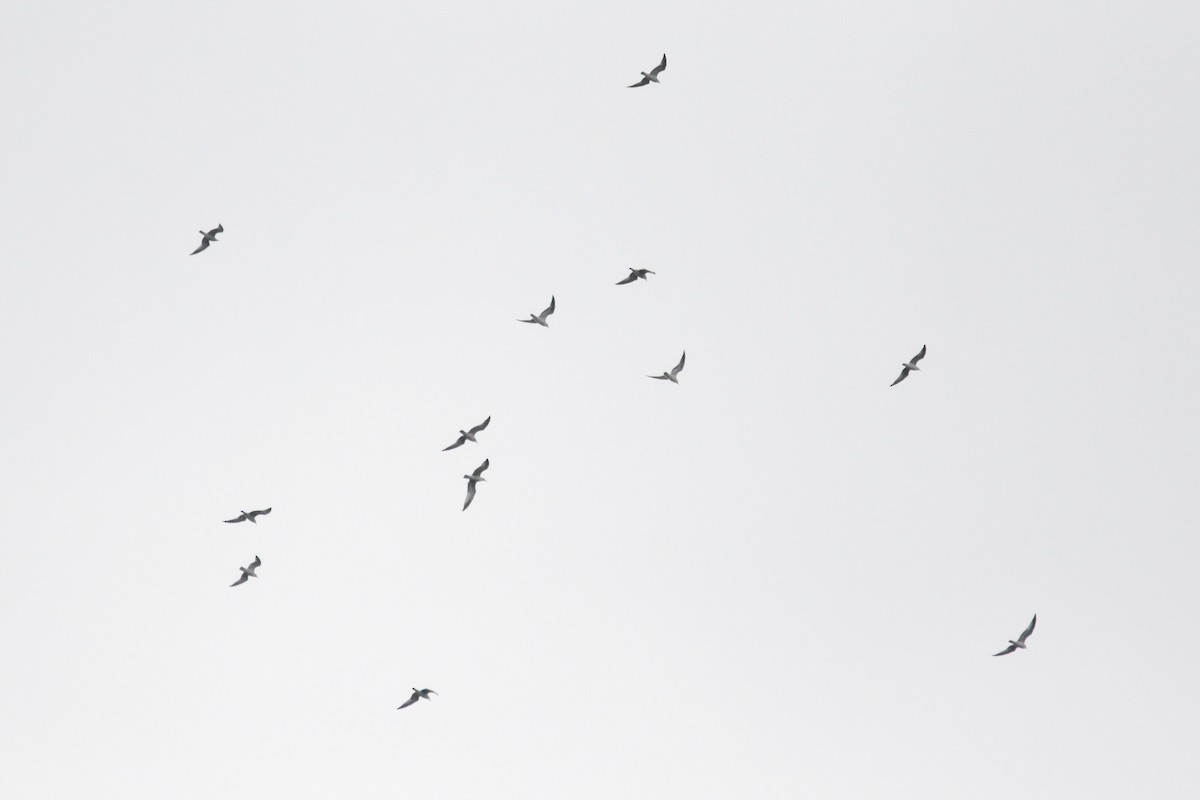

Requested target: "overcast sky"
[{"left": 2, "top": 2, "right": 1199, "bottom": 797}]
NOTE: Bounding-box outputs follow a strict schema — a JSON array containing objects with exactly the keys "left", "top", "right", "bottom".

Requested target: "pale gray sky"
[{"left": 2, "top": 2, "right": 1199, "bottom": 797}]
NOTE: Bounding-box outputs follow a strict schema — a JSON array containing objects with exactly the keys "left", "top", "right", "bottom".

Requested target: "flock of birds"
[{"left": 197, "top": 52, "right": 1038, "bottom": 713}]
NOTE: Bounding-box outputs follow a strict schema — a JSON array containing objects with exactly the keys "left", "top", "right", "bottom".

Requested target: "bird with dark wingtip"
[
  {"left": 443, "top": 417, "right": 491, "bottom": 451},
  {"left": 649, "top": 351, "right": 686, "bottom": 384},
  {"left": 628, "top": 54, "right": 667, "bottom": 88},
  {"left": 518, "top": 296, "right": 556, "bottom": 327},
  {"left": 224, "top": 508, "right": 271, "bottom": 524},
  {"left": 616, "top": 268, "right": 655, "bottom": 285},
  {"left": 993, "top": 615, "right": 1037, "bottom": 656},
  {"left": 190, "top": 224, "right": 224, "bottom": 255},
  {"left": 397, "top": 688, "right": 437, "bottom": 709},
  {"left": 230, "top": 556, "right": 261, "bottom": 587},
  {"left": 462, "top": 459, "right": 489, "bottom": 510},
  {"left": 890, "top": 345, "right": 927, "bottom": 386}
]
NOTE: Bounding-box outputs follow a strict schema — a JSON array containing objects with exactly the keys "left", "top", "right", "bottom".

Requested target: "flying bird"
[
  {"left": 397, "top": 688, "right": 437, "bottom": 710},
  {"left": 224, "top": 508, "right": 272, "bottom": 524},
  {"left": 518, "top": 296, "right": 556, "bottom": 327},
  {"left": 230, "top": 556, "right": 261, "bottom": 587},
  {"left": 993, "top": 615, "right": 1037, "bottom": 656},
  {"left": 462, "top": 458, "right": 489, "bottom": 511},
  {"left": 628, "top": 54, "right": 667, "bottom": 88},
  {"left": 443, "top": 417, "right": 491, "bottom": 451},
  {"left": 616, "top": 268, "right": 656, "bottom": 285},
  {"left": 190, "top": 224, "right": 224, "bottom": 255},
  {"left": 649, "top": 351, "right": 686, "bottom": 383},
  {"left": 890, "top": 345, "right": 927, "bottom": 386}
]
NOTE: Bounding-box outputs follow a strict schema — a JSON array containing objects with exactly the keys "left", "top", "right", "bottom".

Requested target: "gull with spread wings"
[
  {"left": 443, "top": 417, "right": 491, "bottom": 451},
  {"left": 890, "top": 345, "right": 927, "bottom": 386},
  {"left": 225, "top": 508, "right": 271, "bottom": 524},
  {"left": 398, "top": 688, "right": 437, "bottom": 710},
  {"left": 518, "top": 296, "right": 556, "bottom": 327},
  {"left": 230, "top": 556, "right": 261, "bottom": 587},
  {"left": 649, "top": 351, "right": 686, "bottom": 384},
  {"left": 190, "top": 224, "right": 224, "bottom": 255},
  {"left": 628, "top": 54, "right": 667, "bottom": 87},
  {"left": 462, "top": 459, "right": 489, "bottom": 511},
  {"left": 993, "top": 615, "right": 1037, "bottom": 656},
  {"left": 616, "top": 268, "right": 655, "bottom": 285}
]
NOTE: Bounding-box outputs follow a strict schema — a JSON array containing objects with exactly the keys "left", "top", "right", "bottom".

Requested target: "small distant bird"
[
  {"left": 443, "top": 417, "right": 491, "bottom": 451},
  {"left": 616, "top": 268, "right": 655, "bottom": 285},
  {"left": 628, "top": 54, "right": 667, "bottom": 88},
  {"left": 518, "top": 296, "right": 556, "bottom": 327},
  {"left": 649, "top": 351, "right": 686, "bottom": 383},
  {"left": 993, "top": 615, "right": 1037, "bottom": 656},
  {"left": 224, "top": 508, "right": 272, "bottom": 524},
  {"left": 230, "top": 556, "right": 261, "bottom": 587},
  {"left": 397, "top": 688, "right": 438, "bottom": 709},
  {"left": 190, "top": 224, "right": 224, "bottom": 255},
  {"left": 890, "top": 345, "right": 927, "bottom": 386},
  {"left": 462, "top": 458, "right": 489, "bottom": 511}
]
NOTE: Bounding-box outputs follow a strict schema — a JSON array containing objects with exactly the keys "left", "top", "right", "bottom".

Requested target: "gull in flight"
[
  {"left": 397, "top": 688, "right": 437, "bottom": 710},
  {"left": 616, "top": 268, "right": 656, "bottom": 285},
  {"left": 230, "top": 556, "right": 261, "bottom": 587},
  {"left": 443, "top": 416, "right": 491, "bottom": 451},
  {"left": 462, "top": 458, "right": 489, "bottom": 511},
  {"left": 649, "top": 351, "right": 686, "bottom": 383},
  {"left": 190, "top": 224, "right": 224, "bottom": 255},
  {"left": 890, "top": 345, "right": 927, "bottom": 386},
  {"left": 224, "top": 508, "right": 272, "bottom": 524},
  {"left": 993, "top": 614, "right": 1037, "bottom": 656},
  {"left": 628, "top": 54, "right": 667, "bottom": 88},
  {"left": 518, "top": 296, "right": 556, "bottom": 327}
]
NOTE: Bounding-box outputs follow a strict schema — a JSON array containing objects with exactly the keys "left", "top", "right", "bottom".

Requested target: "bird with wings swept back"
[
  {"left": 190, "top": 224, "right": 224, "bottom": 255},
  {"left": 628, "top": 54, "right": 667, "bottom": 88},
  {"left": 649, "top": 351, "right": 686, "bottom": 384}
]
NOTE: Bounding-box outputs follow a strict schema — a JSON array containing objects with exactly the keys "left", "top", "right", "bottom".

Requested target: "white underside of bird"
[
  {"left": 230, "top": 556, "right": 262, "bottom": 587},
  {"left": 993, "top": 614, "right": 1037, "bottom": 656},
  {"left": 462, "top": 459, "right": 490, "bottom": 510},
  {"left": 519, "top": 296, "right": 556, "bottom": 327}
]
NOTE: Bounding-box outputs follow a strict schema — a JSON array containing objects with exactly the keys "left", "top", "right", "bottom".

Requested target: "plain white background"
[{"left": 2, "top": 1, "right": 1198, "bottom": 797}]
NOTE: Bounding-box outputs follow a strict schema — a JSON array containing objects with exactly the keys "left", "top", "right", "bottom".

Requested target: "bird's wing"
[
  {"left": 250, "top": 556, "right": 261, "bottom": 569},
  {"left": 616, "top": 273, "right": 638, "bottom": 285},
  {"left": 992, "top": 644, "right": 1018, "bottom": 656},
  {"left": 671, "top": 352, "right": 686, "bottom": 376},
  {"left": 224, "top": 513, "right": 247, "bottom": 523},
  {"left": 469, "top": 417, "right": 491, "bottom": 436},
  {"left": 443, "top": 435, "right": 467, "bottom": 451},
  {"left": 463, "top": 482, "right": 477, "bottom": 511},
  {"left": 648, "top": 374, "right": 670, "bottom": 380},
  {"left": 890, "top": 367, "right": 910, "bottom": 386},
  {"left": 397, "top": 693, "right": 420, "bottom": 709},
  {"left": 650, "top": 53, "right": 667, "bottom": 76},
  {"left": 425, "top": 690, "right": 438, "bottom": 696},
  {"left": 248, "top": 508, "right": 271, "bottom": 520},
  {"left": 1018, "top": 615, "right": 1037, "bottom": 643},
  {"left": 910, "top": 345, "right": 927, "bottom": 364},
  {"left": 627, "top": 76, "right": 651, "bottom": 88},
  {"left": 207, "top": 224, "right": 223, "bottom": 237},
  {"left": 542, "top": 297, "right": 556, "bottom": 317},
  {"left": 230, "top": 573, "right": 249, "bottom": 587},
  {"left": 518, "top": 317, "right": 538, "bottom": 323},
  {"left": 474, "top": 459, "right": 490, "bottom": 477},
  {"left": 190, "top": 239, "right": 210, "bottom": 255}
]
